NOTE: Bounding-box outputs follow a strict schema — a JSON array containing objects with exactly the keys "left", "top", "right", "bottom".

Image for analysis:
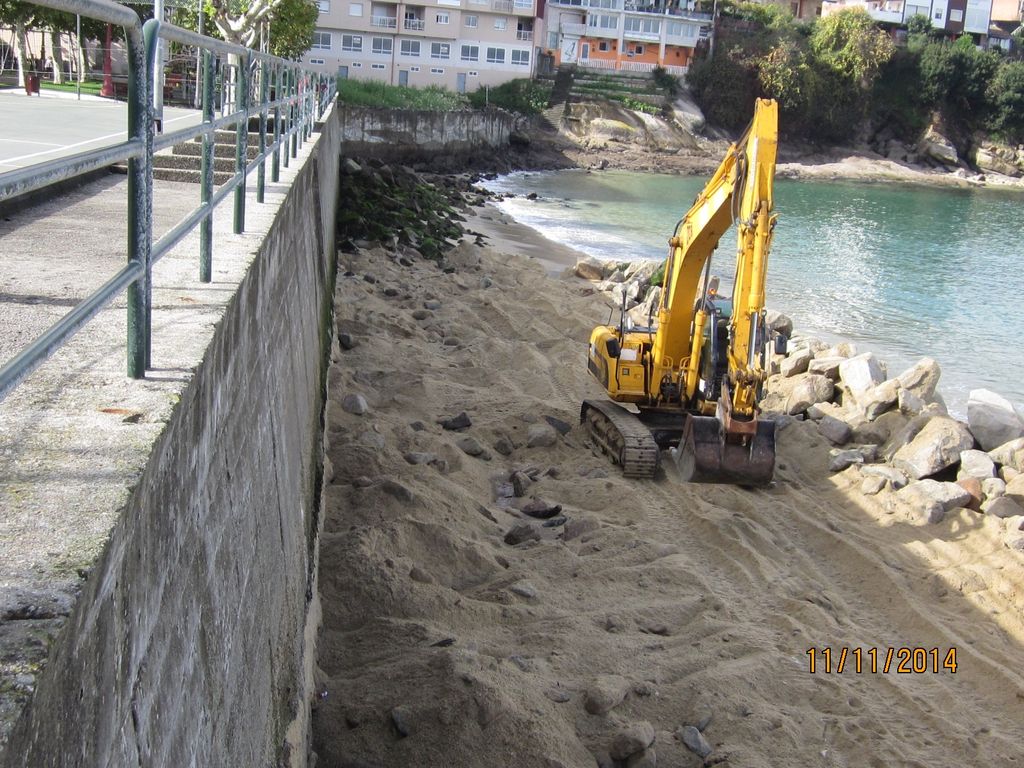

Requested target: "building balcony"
[
  {"left": 404, "top": 17, "right": 425, "bottom": 29},
  {"left": 516, "top": 29, "right": 534, "bottom": 40},
  {"left": 867, "top": 7, "right": 905, "bottom": 23},
  {"left": 665, "top": 31, "right": 699, "bottom": 46},
  {"left": 370, "top": 15, "right": 397, "bottom": 28},
  {"left": 585, "top": 25, "right": 620, "bottom": 38},
  {"left": 623, "top": 29, "right": 660, "bottom": 41}
]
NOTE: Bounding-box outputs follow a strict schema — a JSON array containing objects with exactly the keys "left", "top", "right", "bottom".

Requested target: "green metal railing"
[{"left": 0, "top": 0, "right": 335, "bottom": 402}]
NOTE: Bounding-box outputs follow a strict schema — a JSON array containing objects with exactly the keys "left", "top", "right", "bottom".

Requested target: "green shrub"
[
  {"left": 336, "top": 79, "right": 468, "bottom": 110},
  {"left": 987, "top": 61, "right": 1024, "bottom": 143},
  {"left": 652, "top": 66, "right": 681, "bottom": 96},
  {"left": 467, "top": 78, "right": 552, "bottom": 114},
  {"left": 687, "top": 55, "right": 757, "bottom": 130}
]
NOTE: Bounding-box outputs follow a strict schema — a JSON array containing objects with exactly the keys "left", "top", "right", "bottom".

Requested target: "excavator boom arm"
[{"left": 652, "top": 99, "right": 778, "bottom": 415}]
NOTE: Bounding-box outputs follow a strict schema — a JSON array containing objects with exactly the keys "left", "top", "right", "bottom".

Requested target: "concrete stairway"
[
  {"left": 146, "top": 125, "right": 281, "bottom": 184},
  {"left": 538, "top": 65, "right": 576, "bottom": 133}
]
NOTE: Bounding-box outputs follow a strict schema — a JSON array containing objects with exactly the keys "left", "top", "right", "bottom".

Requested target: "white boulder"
[
  {"left": 895, "top": 358, "right": 941, "bottom": 402},
  {"left": 808, "top": 356, "right": 844, "bottom": 380},
  {"left": 989, "top": 437, "right": 1024, "bottom": 473},
  {"left": 967, "top": 389, "right": 1024, "bottom": 451},
  {"left": 786, "top": 374, "right": 835, "bottom": 415},
  {"left": 839, "top": 353, "right": 887, "bottom": 400},
  {"left": 860, "top": 379, "right": 901, "bottom": 421},
  {"left": 897, "top": 479, "right": 972, "bottom": 524},
  {"left": 892, "top": 416, "right": 975, "bottom": 480},
  {"left": 781, "top": 347, "right": 813, "bottom": 378},
  {"left": 957, "top": 449, "right": 996, "bottom": 481}
]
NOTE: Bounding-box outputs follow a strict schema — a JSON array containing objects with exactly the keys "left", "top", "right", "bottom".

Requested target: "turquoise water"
[{"left": 486, "top": 170, "right": 1024, "bottom": 417}]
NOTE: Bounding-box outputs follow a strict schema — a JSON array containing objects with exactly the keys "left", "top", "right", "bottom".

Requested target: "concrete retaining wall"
[
  {"left": 1, "top": 113, "right": 340, "bottom": 766},
  {"left": 338, "top": 106, "right": 515, "bottom": 160}
]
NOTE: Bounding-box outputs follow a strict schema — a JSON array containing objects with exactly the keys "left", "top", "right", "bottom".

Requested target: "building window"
[
  {"left": 469, "top": 70, "right": 478, "bottom": 76},
  {"left": 309, "top": 57, "right": 325, "bottom": 64},
  {"left": 371, "top": 63, "right": 386, "bottom": 69},
  {"left": 589, "top": 13, "right": 617, "bottom": 29},
  {"left": 318, "top": 0, "right": 330, "bottom": 12},
  {"left": 511, "top": 49, "right": 529, "bottom": 65},
  {"left": 548, "top": 31, "right": 558, "bottom": 48},
  {"left": 341, "top": 34, "right": 362, "bottom": 51},
  {"left": 933, "top": 10, "right": 942, "bottom": 18},
  {"left": 351, "top": 61, "right": 362, "bottom": 67},
  {"left": 436, "top": 12, "right": 449, "bottom": 23},
  {"left": 624, "top": 16, "right": 660, "bottom": 34},
  {"left": 312, "top": 31, "right": 332, "bottom": 49},
  {"left": 411, "top": 66, "right": 420, "bottom": 71},
  {"left": 494, "top": 17, "right": 507, "bottom": 30},
  {"left": 464, "top": 14, "right": 478, "bottom": 27},
  {"left": 949, "top": 8, "right": 963, "bottom": 20},
  {"left": 633, "top": 44, "right": 644, "bottom": 55},
  {"left": 349, "top": 1, "right": 362, "bottom": 15},
  {"left": 430, "top": 67, "right": 444, "bottom": 74},
  {"left": 598, "top": 40, "right": 609, "bottom": 51},
  {"left": 431, "top": 42, "right": 451, "bottom": 58},
  {"left": 461, "top": 44, "right": 480, "bottom": 61},
  {"left": 372, "top": 37, "right": 392, "bottom": 54},
  {"left": 400, "top": 39, "right": 421, "bottom": 56},
  {"left": 486, "top": 46, "right": 505, "bottom": 63}
]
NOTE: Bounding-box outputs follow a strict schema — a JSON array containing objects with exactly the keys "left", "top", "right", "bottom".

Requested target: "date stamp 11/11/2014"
[{"left": 806, "top": 647, "right": 958, "bottom": 674}]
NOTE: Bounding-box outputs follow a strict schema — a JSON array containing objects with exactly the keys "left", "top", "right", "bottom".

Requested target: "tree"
[
  {"left": 0, "top": 0, "right": 38, "bottom": 87},
  {"left": 920, "top": 41, "right": 1000, "bottom": 120},
  {"left": 176, "top": 0, "right": 318, "bottom": 59},
  {"left": 209, "top": 0, "right": 280, "bottom": 48},
  {"left": 267, "top": 0, "right": 318, "bottom": 60},
  {"left": 987, "top": 61, "right": 1024, "bottom": 142},
  {"left": 810, "top": 9, "right": 894, "bottom": 88}
]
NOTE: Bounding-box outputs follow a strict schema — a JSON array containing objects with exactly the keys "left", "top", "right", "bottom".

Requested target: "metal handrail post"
[
  {"left": 257, "top": 60, "right": 267, "bottom": 204},
  {"left": 200, "top": 49, "right": 215, "bottom": 282},
  {"left": 282, "top": 67, "right": 291, "bottom": 169},
  {"left": 233, "top": 52, "right": 250, "bottom": 234},
  {"left": 271, "top": 63, "right": 281, "bottom": 182},
  {"left": 290, "top": 66, "right": 299, "bottom": 159},
  {"left": 133, "top": 21, "right": 155, "bottom": 373}
]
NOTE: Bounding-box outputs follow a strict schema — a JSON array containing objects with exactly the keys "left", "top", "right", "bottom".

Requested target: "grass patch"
[
  {"left": 336, "top": 78, "right": 468, "bottom": 110},
  {"left": 467, "top": 78, "right": 551, "bottom": 114},
  {"left": 39, "top": 79, "right": 104, "bottom": 96}
]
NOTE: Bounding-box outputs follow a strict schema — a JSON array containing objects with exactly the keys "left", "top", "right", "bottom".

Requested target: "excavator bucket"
[{"left": 671, "top": 415, "right": 776, "bottom": 486}]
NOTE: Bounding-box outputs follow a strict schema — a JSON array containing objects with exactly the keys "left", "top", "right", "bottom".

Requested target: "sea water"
[{"left": 486, "top": 169, "right": 1024, "bottom": 417}]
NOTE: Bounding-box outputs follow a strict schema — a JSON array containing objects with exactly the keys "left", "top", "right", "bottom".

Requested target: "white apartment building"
[
  {"left": 301, "top": 0, "right": 540, "bottom": 92},
  {"left": 822, "top": 0, "right": 995, "bottom": 38}
]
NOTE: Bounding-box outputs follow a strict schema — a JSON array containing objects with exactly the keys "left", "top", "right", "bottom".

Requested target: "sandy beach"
[{"left": 311, "top": 202, "right": 1024, "bottom": 768}]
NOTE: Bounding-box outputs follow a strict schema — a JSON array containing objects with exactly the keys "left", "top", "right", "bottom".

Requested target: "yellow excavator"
[{"left": 582, "top": 98, "right": 781, "bottom": 484}]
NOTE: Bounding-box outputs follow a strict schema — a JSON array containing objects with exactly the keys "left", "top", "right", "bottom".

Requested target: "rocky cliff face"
[{"left": 561, "top": 101, "right": 703, "bottom": 154}]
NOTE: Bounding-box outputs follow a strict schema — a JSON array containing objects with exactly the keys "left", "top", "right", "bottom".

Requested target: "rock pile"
[
  {"left": 764, "top": 322, "right": 1024, "bottom": 545},
  {"left": 572, "top": 256, "right": 664, "bottom": 326},
  {"left": 571, "top": 256, "right": 1024, "bottom": 549},
  {"left": 337, "top": 158, "right": 497, "bottom": 260}
]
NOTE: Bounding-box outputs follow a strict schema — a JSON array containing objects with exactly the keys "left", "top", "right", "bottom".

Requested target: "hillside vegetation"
[
  {"left": 336, "top": 77, "right": 551, "bottom": 114},
  {"left": 688, "top": 4, "right": 1024, "bottom": 146}
]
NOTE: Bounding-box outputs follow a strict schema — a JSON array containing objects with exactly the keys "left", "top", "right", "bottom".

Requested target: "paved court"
[{"left": 0, "top": 88, "right": 201, "bottom": 173}]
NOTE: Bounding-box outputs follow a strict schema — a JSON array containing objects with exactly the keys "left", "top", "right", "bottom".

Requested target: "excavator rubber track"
[{"left": 581, "top": 399, "right": 660, "bottom": 479}]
